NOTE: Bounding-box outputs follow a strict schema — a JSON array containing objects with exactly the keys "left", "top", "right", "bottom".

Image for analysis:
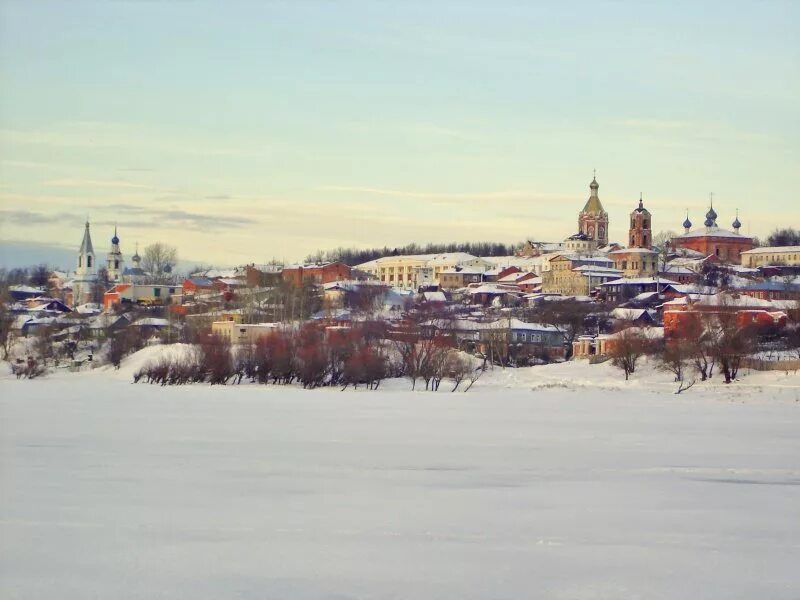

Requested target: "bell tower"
[
  {"left": 106, "top": 225, "right": 125, "bottom": 283},
  {"left": 73, "top": 220, "right": 98, "bottom": 306},
  {"left": 578, "top": 172, "right": 609, "bottom": 247},
  {"left": 629, "top": 193, "right": 652, "bottom": 249}
]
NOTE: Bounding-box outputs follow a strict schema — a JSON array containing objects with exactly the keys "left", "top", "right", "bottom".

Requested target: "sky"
[{"left": 0, "top": 0, "right": 798, "bottom": 269}]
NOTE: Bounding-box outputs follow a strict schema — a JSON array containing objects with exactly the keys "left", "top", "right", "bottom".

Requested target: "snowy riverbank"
[{"left": 1, "top": 353, "right": 799, "bottom": 599}]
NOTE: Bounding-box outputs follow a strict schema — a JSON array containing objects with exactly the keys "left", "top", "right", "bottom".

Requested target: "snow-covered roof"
[
  {"left": 611, "top": 308, "right": 652, "bottom": 321},
  {"left": 740, "top": 246, "right": 800, "bottom": 255},
  {"left": 601, "top": 277, "right": 679, "bottom": 286},
  {"left": 9, "top": 285, "right": 47, "bottom": 294},
  {"left": 422, "top": 291, "right": 447, "bottom": 302},
  {"left": 132, "top": 318, "right": 170, "bottom": 327},
  {"left": 498, "top": 272, "right": 535, "bottom": 283},
  {"left": 673, "top": 227, "right": 751, "bottom": 240},
  {"left": 608, "top": 247, "right": 658, "bottom": 255},
  {"left": 441, "top": 267, "right": 485, "bottom": 275},
  {"left": 467, "top": 284, "right": 520, "bottom": 295}
]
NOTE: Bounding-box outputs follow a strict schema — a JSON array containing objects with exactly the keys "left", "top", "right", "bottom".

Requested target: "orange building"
[
  {"left": 662, "top": 294, "right": 786, "bottom": 337},
  {"left": 670, "top": 204, "right": 753, "bottom": 263},
  {"left": 281, "top": 262, "right": 352, "bottom": 287}
]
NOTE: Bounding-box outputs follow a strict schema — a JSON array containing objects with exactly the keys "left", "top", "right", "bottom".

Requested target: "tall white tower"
[
  {"left": 72, "top": 221, "right": 98, "bottom": 306},
  {"left": 106, "top": 225, "right": 125, "bottom": 283}
]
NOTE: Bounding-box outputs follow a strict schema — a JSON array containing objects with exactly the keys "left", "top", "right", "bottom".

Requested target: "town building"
[
  {"left": 439, "top": 267, "right": 484, "bottom": 290},
  {"left": 211, "top": 320, "right": 281, "bottom": 344},
  {"left": 356, "top": 253, "right": 491, "bottom": 290},
  {"left": 671, "top": 202, "right": 753, "bottom": 263},
  {"left": 103, "top": 283, "right": 180, "bottom": 311},
  {"left": 541, "top": 255, "right": 619, "bottom": 296},
  {"left": 740, "top": 246, "right": 800, "bottom": 268},
  {"left": 282, "top": 262, "right": 352, "bottom": 287}
]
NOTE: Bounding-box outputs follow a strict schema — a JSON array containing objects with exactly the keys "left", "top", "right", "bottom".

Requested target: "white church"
[{"left": 70, "top": 222, "right": 143, "bottom": 307}]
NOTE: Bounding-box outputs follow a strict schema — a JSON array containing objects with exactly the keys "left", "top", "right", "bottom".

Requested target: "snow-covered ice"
[{"left": 1, "top": 357, "right": 799, "bottom": 599}]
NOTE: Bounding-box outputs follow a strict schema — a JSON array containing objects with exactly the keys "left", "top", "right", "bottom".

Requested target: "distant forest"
[{"left": 305, "top": 241, "right": 523, "bottom": 267}]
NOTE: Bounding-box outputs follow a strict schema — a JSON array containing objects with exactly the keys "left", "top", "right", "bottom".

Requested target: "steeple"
[
  {"left": 73, "top": 220, "right": 98, "bottom": 307},
  {"left": 77, "top": 221, "right": 96, "bottom": 273},
  {"left": 732, "top": 209, "right": 741, "bottom": 232},
  {"left": 107, "top": 224, "right": 125, "bottom": 282},
  {"left": 683, "top": 210, "right": 692, "bottom": 233},
  {"left": 628, "top": 193, "right": 652, "bottom": 248},
  {"left": 704, "top": 193, "right": 718, "bottom": 228}
]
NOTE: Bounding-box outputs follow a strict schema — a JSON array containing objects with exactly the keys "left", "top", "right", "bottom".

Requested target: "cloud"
[
  {"left": 0, "top": 209, "right": 76, "bottom": 225},
  {"left": 317, "top": 185, "right": 574, "bottom": 204},
  {"left": 43, "top": 178, "right": 155, "bottom": 190},
  {"left": 100, "top": 203, "right": 250, "bottom": 231}
]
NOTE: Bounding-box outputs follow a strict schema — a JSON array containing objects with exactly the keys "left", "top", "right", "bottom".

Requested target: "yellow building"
[
  {"left": 740, "top": 246, "right": 800, "bottom": 268},
  {"left": 356, "top": 253, "right": 492, "bottom": 289},
  {"left": 211, "top": 320, "right": 281, "bottom": 344}
]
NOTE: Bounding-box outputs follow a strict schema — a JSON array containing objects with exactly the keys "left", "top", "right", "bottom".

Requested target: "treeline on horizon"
[{"left": 305, "top": 241, "right": 524, "bottom": 267}]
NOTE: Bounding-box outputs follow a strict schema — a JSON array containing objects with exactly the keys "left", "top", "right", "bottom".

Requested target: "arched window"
[
  {"left": 87, "top": 256, "right": 93, "bottom": 268},
  {"left": 78, "top": 256, "right": 82, "bottom": 268}
]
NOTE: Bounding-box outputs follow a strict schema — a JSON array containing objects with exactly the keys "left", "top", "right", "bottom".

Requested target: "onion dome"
[
  {"left": 683, "top": 214, "right": 692, "bottom": 230},
  {"left": 111, "top": 234, "right": 119, "bottom": 244},
  {"left": 590, "top": 176, "right": 599, "bottom": 190},
  {"left": 732, "top": 211, "right": 741, "bottom": 230}
]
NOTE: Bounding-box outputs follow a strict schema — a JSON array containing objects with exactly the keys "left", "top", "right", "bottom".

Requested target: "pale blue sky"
[{"left": 1, "top": 0, "right": 798, "bottom": 267}]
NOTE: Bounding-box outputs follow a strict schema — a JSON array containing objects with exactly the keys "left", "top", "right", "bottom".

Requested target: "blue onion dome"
[
  {"left": 111, "top": 234, "right": 120, "bottom": 244},
  {"left": 732, "top": 215, "right": 741, "bottom": 229},
  {"left": 706, "top": 206, "right": 717, "bottom": 221},
  {"left": 683, "top": 215, "right": 692, "bottom": 229},
  {"left": 704, "top": 215, "right": 715, "bottom": 227}
]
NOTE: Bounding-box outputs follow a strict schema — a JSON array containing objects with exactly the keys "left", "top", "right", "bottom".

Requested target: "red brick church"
[{"left": 670, "top": 201, "right": 753, "bottom": 263}]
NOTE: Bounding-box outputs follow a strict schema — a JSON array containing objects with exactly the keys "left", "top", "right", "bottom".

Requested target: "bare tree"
[
  {"left": 142, "top": 243, "right": 178, "bottom": 283},
  {"left": 28, "top": 264, "right": 50, "bottom": 288},
  {"left": 537, "top": 300, "right": 595, "bottom": 360},
  {"left": 657, "top": 339, "right": 696, "bottom": 393},
  {"left": 0, "top": 299, "right": 14, "bottom": 360},
  {"left": 609, "top": 327, "right": 648, "bottom": 380}
]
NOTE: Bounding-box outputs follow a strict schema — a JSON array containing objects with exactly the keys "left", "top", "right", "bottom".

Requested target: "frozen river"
[{"left": 2, "top": 376, "right": 799, "bottom": 599}]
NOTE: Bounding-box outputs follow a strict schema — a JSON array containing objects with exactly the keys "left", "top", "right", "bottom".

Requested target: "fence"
[{"left": 741, "top": 358, "right": 800, "bottom": 371}]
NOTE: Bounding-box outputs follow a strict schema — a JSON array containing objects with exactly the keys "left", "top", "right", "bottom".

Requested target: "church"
[
  {"left": 564, "top": 175, "right": 609, "bottom": 253},
  {"left": 670, "top": 200, "right": 754, "bottom": 263},
  {"left": 69, "top": 222, "right": 141, "bottom": 307},
  {"left": 608, "top": 194, "right": 659, "bottom": 277}
]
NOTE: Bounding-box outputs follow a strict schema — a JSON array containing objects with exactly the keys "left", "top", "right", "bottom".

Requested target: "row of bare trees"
[
  {"left": 607, "top": 315, "right": 766, "bottom": 392},
  {"left": 133, "top": 324, "right": 483, "bottom": 392}
]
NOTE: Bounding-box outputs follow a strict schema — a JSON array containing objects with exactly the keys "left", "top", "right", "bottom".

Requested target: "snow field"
[{"left": 1, "top": 352, "right": 799, "bottom": 599}]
